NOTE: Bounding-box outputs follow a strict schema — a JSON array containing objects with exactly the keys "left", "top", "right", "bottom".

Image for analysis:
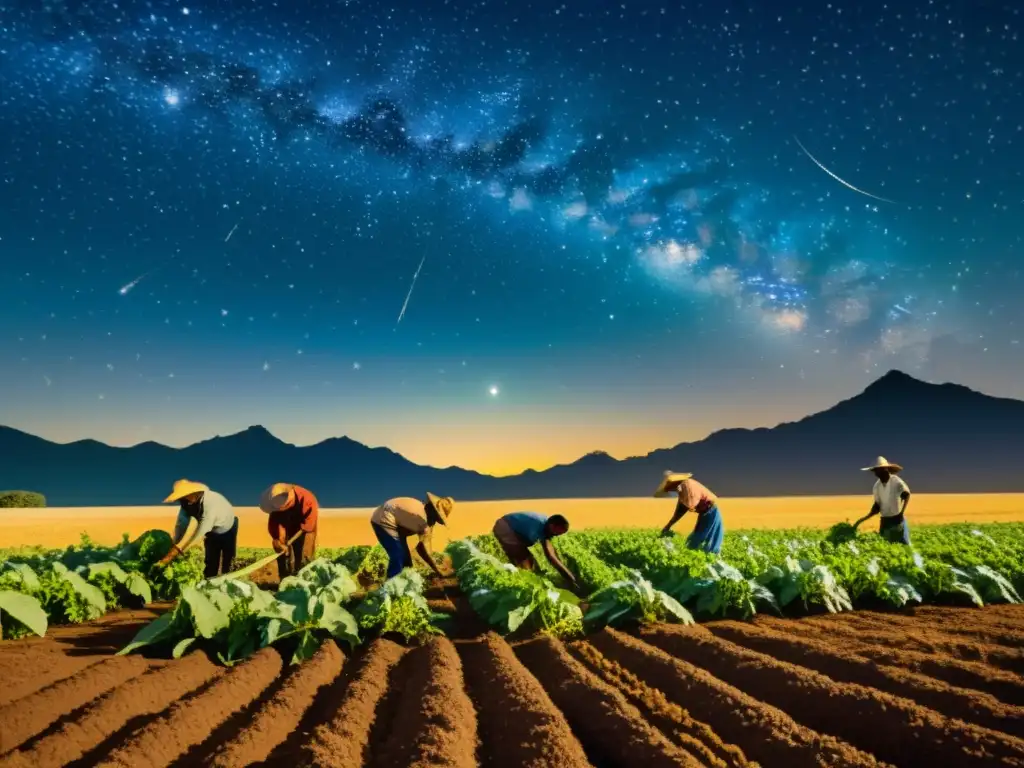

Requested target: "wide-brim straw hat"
[
  {"left": 259, "top": 483, "right": 295, "bottom": 514},
  {"left": 861, "top": 456, "right": 903, "bottom": 473},
  {"left": 426, "top": 492, "right": 454, "bottom": 523},
  {"left": 653, "top": 470, "right": 694, "bottom": 498},
  {"left": 163, "top": 479, "right": 209, "bottom": 503}
]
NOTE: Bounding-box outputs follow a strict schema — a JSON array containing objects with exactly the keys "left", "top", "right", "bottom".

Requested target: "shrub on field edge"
[{"left": 0, "top": 490, "right": 46, "bottom": 508}]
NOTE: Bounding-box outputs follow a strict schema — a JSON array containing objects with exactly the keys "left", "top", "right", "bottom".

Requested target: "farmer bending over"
[
  {"left": 158, "top": 479, "right": 239, "bottom": 577},
  {"left": 260, "top": 483, "right": 319, "bottom": 578},
  {"left": 492, "top": 512, "right": 578, "bottom": 589},
  {"left": 370, "top": 492, "right": 454, "bottom": 579},
  {"left": 856, "top": 456, "right": 912, "bottom": 545},
  {"left": 656, "top": 471, "right": 725, "bottom": 555}
]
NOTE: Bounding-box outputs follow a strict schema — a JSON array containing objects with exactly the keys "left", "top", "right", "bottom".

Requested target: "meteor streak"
[
  {"left": 794, "top": 135, "right": 897, "bottom": 205},
  {"left": 396, "top": 255, "right": 426, "bottom": 326}
]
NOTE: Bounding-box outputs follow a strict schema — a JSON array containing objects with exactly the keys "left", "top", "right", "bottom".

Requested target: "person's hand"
[
  {"left": 156, "top": 545, "right": 181, "bottom": 567},
  {"left": 272, "top": 539, "right": 287, "bottom": 554}
]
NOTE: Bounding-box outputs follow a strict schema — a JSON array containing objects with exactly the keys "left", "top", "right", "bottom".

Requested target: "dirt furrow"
[
  {"left": 515, "top": 634, "right": 705, "bottom": 768},
  {"left": 568, "top": 639, "right": 754, "bottom": 768},
  {"left": 794, "top": 613, "right": 1024, "bottom": 676},
  {"left": 642, "top": 624, "right": 1024, "bottom": 768},
  {"left": 0, "top": 652, "right": 220, "bottom": 768},
  {"left": 205, "top": 641, "right": 345, "bottom": 768},
  {"left": 711, "top": 621, "right": 1024, "bottom": 739},
  {"left": 369, "top": 638, "right": 478, "bottom": 768},
  {"left": 302, "top": 639, "right": 407, "bottom": 768},
  {"left": 823, "top": 610, "right": 1024, "bottom": 648},
  {"left": 93, "top": 648, "right": 284, "bottom": 768},
  {"left": 0, "top": 655, "right": 150, "bottom": 755},
  {"left": 0, "top": 653, "right": 102, "bottom": 708},
  {"left": 911, "top": 606, "right": 1024, "bottom": 632},
  {"left": 590, "top": 629, "right": 884, "bottom": 768},
  {"left": 458, "top": 633, "right": 591, "bottom": 768},
  {"left": 754, "top": 616, "right": 1024, "bottom": 705}
]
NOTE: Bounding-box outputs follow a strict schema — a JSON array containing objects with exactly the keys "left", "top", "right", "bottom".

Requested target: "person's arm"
[
  {"left": 181, "top": 505, "right": 216, "bottom": 551},
  {"left": 542, "top": 539, "right": 577, "bottom": 587},
  {"left": 899, "top": 479, "right": 911, "bottom": 515},
  {"left": 660, "top": 499, "right": 689, "bottom": 536},
  {"left": 159, "top": 510, "right": 191, "bottom": 565},
  {"left": 299, "top": 494, "right": 318, "bottom": 533},
  {"left": 414, "top": 536, "right": 445, "bottom": 577},
  {"left": 267, "top": 513, "right": 287, "bottom": 552},
  {"left": 856, "top": 501, "right": 880, "bottom": 527}
]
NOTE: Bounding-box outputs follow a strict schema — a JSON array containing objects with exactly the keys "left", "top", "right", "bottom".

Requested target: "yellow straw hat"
[
  {"left": 861, "top": 456, "right": 903, "bottom": 473},
  {"left": 653, "top": 470, "right": 693, "bottom": 498},
  {"left": 426, "top": 492, "right": 454, "bottom": 522},
  {"left": 259, "top": 483, "right": 296, "bottom": 514},
  {"left": 163, "top": 479, "right": 209, "bottom": 503}
]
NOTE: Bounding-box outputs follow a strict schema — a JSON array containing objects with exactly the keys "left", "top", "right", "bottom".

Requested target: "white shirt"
[
  {"left": 873, "top": 475, "right": 910, "bottom": 518},
  {"left": 173, "top": 490, "right": 237, "bottom": 551}
]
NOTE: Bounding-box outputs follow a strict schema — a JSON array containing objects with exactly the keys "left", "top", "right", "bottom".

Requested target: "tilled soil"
[{"left": 2, "top": 604, "right": 1024, "bottom": 767}]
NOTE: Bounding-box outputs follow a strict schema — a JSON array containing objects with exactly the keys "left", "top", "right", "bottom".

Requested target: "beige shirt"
[
  {"left": 678, "top": 478, "right": 717, "bottom": 512},
  {"left": 371, "top": 497, "right": 431, "bottom": 541},
  {"left": 873, "top": 475, "right": 910, "bottom": 518}
]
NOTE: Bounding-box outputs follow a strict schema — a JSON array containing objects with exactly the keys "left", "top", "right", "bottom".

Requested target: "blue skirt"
[{"left": 687, "top": 505, "right": 725, "bottom": 555}]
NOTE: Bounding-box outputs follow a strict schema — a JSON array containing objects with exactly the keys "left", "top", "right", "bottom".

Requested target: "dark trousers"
[
  {"left": 880, "top": 513, "right": 911, "bottom": 546},
  {"left": 372, "top": 522, "right": 413, "bottom": 579},
  {"left": 204, "top": 516, "right": 239, "bottom": 578},
  {"left": 277, "top": 530, "right": 318, "bottom": 579}
]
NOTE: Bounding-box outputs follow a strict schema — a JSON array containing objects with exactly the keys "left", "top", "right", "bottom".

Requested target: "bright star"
[
  {"left": 489, "top": 385, "right": 499, "bottom": 397},
  {"left": 163, "top": 89, "right": 181, "bottom": 107}
]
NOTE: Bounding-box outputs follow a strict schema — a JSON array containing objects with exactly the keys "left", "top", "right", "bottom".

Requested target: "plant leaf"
[{"left": 0, "top": 590, "right": 48, "bottom": 636}]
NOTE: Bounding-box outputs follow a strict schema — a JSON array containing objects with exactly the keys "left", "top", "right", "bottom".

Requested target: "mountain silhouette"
[{"left": 2, "top": 370, "right": 1022, "bottom": 506}]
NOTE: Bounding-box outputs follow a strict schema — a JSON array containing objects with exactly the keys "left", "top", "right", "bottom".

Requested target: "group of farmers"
[{"left": 154, "top": 454, "right": 912, "bottom": 586}]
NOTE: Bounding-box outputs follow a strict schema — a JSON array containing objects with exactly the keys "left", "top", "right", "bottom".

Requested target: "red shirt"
[{"left": 268, "top": 485, "right": 319, "bottom": 542}]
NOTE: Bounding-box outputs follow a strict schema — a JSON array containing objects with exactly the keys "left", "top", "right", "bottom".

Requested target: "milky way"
[{"left": 1, "top": 0, "right": 948, "bottom": 359}]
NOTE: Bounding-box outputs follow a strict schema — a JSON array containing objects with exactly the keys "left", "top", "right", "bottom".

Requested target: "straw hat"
[
  {"left": 654, "top": 470, "right": 693, "bottom": 498},
  {"left": 163, "top": 479, "right": 209, "bottom": 503},
  {"left": 259, "top": 483, "right": 296, "bottom": 514},
  {"left": 426, "top": 492, "right": 454, "bottom": 522},
  {"left": 861, "top": 456, "right": 903, "bottom": 473}
]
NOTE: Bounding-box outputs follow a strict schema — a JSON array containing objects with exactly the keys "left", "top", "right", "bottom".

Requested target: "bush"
[{"left": 0, "top": 490, "right": 46, "bottom": 508}]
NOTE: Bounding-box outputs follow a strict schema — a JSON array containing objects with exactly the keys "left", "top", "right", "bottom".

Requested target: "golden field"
[{"left": 3, "top": 494, "right": 1024, "bottom": 549}]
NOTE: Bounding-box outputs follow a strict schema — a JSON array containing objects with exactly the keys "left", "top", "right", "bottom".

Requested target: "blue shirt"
[{"left": 504, "top": 512, "right": 549, "bottom": 546}]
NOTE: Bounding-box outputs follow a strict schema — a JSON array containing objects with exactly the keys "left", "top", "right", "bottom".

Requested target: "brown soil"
[
  {"left": 368, "top": 638, "right": 478, "bottom": 768},
  {"left": 641, "top": 624, "right": 1024, "bottom": 768},
  {"left": 0, "top": 655, "right": 151, "bottom": 755},
  {"left": 303, "top": 639, "right": 407, "bottom": 768},
  {"left": 0, "top": 606, "right": 167, "bottom": 707},
  {"left": 0, "top": 652, "right": 221, "bottom": 768},
  {"left": 206, "top": 640, "right": 345, "bottom": 767},
  {"left": 710, "top": 620, "right": 1024, "bottom": 739},
  {"left": 457, "top": 633, "right": 591, "bottom": 768},
  {"left": 4, "top": 598, "right": 1024, "bottom": 767},
  {"left": 568, "top": 638, "right": 753, "bottom": 768},
  {"left": 515, "top": 634, "right": 703, "bottom": 767},
  {"left": 93, "top": 648, "right": 285, "bottom": 768},
  {"left": 589, "top": 628, "right": 884, "bottom": 768},
  {"left": 824, "top": 609, "right": 1024, "bottom": 648},
  {"left": 753, "top": 614, "right": 1024, "bottom": 705}
]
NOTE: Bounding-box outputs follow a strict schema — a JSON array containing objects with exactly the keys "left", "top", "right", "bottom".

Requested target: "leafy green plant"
[
  {"left": 120, "top": 559, "right": 362, "bottom": 665},
  {"left": 448, "top": 540, "right": 584, "bottom": 637},
  {"left": 667, "top": 560, "right": 780, "bottom": 619},
  {"left": 554, "top": 535, "right": 692, "bottom": 629},
  {"left": 826, "top": 522, "right": 859, "bottom": 545},
  {"left": 757, "top": 557, "right": 853, "bottom": 614},
  {"left": 354, "top": 569, "right": 442, "bottom": 642}
]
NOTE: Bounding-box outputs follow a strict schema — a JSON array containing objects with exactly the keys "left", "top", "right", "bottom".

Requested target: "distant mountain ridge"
[{"left": 3, "top": 370, "right": 1024, "bottom": 506}]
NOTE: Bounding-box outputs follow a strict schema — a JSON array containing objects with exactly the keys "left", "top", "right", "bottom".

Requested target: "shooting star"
[
  {"left": 118, "top": 271, "right": 151, "bottom": 295},
  {"left": 396, "top": 255, "right": 426, "bottom": 326},
  {"left": 793, "top": 135, "right": 898, "bottom": 205},
  {"left": 224, "top": 222, "right": 239, "bottom": 242},
  {"left": 894, "top": 304, "right": 913, "bottom": 316}
]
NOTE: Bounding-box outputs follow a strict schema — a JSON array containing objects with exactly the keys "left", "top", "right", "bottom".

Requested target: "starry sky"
[{"left": 1, "top": 0, "right": 1022, "bottom": 476}]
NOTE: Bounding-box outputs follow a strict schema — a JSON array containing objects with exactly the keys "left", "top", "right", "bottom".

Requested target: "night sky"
[{"left": 1, "top": 0, "right": 1021, "bottom": 476}]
